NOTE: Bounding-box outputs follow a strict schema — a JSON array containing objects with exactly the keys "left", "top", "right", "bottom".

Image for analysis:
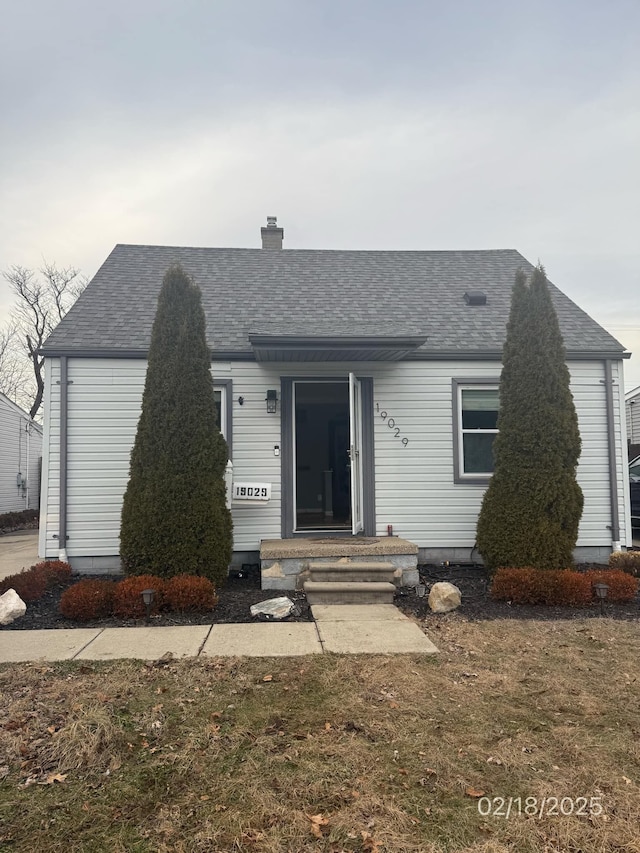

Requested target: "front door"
[{"left": 286, "top": 376, "right": 371, "bottom": 535}]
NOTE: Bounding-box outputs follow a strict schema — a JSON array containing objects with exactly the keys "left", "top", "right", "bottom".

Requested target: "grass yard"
[{"left": 1, "top": 617, "right": 639, "bottom": 852}]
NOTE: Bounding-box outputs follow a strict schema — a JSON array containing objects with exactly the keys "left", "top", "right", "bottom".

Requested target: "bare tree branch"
[
  {"left": 0, "top": 321, "right": 31, "bottom": 409},
  {"left": 2, "top": 262, "right": 87, "bottom": 419}
]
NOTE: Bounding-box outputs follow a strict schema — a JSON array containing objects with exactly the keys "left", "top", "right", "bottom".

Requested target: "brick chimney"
[{"left": 261, "top": 216, "right": 284, "bottom": 249}]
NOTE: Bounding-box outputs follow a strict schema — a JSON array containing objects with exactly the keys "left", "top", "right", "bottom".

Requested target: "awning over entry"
[{"left": 248, "top": 333, "right": 428, "bottom": 362}]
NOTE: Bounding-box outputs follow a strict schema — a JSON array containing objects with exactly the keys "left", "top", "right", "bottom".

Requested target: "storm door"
[{"left": 293, "top": 381, "right": 351, "bottom": 531}]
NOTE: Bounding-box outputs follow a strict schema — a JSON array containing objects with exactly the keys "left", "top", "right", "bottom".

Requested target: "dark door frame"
[{"left": 280, "top": 376, "right": 376, "bottom": 538}]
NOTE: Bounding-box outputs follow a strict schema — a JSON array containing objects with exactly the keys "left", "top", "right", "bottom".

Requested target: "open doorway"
[{"left": 294, "top": 381, "right": 351, "bottom": 530}]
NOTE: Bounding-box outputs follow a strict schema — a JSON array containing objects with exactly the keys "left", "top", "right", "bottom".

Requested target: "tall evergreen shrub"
[
  {"left": 120, "top": 265, "right": 232, "bottom": 585},
  {"left": 476, "top": 265, "right": 583, "bottom": 570}
]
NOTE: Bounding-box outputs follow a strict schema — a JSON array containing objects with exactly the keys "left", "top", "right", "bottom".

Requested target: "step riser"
[
  {"left": 310, "top": 570, "right": 396, "bottom": 583},
  {"left": 305, "top": 590, "right": 395, "bottom": 605},
  {"left": 303, "top": 580, "right": 396, "bottom": 606},
  {"left": 308, "top": 560, "right": 396, "bottom": 585}
]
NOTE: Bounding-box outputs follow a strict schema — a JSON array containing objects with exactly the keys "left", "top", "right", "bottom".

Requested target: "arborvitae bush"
[
  {"left": 476, "top": 266, "right": 583, "bottom": 571},
  {"left": 120, "top": 265, "right": 232, "bottom": 586},
  {"left": 113, "top": 575, "right": 166, "bottom": 619},
  {"left": 31, "top": 560, "right": 73, "bottom": 588},
  {"left": 164, "top": 574, "right": 218, "bottom": 612},
  {"left": 0, "top": 567, "right": 47, "bottom": 602},
  {"left": 60, "top": 580, "right": 116, "bottom": 621}
]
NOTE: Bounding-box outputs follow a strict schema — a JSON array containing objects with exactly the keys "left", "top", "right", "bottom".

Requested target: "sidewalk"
[
  {"left": 0, "top": 530, "right": 39, "bottom": 580},
  {"left": 0, "top": 605, "right": 439, "bottom": 662}
]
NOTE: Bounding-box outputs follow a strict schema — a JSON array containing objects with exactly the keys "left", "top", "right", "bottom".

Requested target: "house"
[
  {"left": 38, "top": 218, "right": 631, "bottom": 586},
  {"left": 625, "top": 386, "right": 640, "bottom": 461},
  {"left": 0, "top": 392, "right": 42, "bottom": 515}
]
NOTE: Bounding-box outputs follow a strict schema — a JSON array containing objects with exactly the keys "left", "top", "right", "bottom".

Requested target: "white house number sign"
[{"left": 233, "top": 483, "right": 271, "bottom": 501}]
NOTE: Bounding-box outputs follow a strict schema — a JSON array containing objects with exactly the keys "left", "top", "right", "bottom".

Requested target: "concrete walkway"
[
  {"left": 0, "top": 530, "right": 39, "bottom": 580},
  {"left": 0, "top": 534, "right": 438, "bottom": 660},
  {"left": 0, "top": 605, "right": 438, "bottom": 662}
]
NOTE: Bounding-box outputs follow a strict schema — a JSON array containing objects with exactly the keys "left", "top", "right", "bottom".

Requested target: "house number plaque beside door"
[{"left": 232, "top": 483, "right": 271, "bottom": 501}]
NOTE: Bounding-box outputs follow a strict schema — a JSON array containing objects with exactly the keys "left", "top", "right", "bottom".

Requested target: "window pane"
[
  {"left": 462, "top": 389, "right": 498, "bottom": 429},
  {"left": 463, "top": 433, "right": 496, "bottom": 473},
  {"left": 461, "top": 389, "right": 499, "bottom": 410},
  {"left": 214, "top": 389, "right": 222, "bottom": 433}
]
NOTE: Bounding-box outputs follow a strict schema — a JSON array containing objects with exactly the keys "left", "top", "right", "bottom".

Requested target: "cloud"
[{"left": 1, "top": 0, "right": 638, "bottom": 384}]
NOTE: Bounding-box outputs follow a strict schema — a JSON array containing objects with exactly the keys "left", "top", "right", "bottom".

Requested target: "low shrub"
[
  {"left": 31, "top": 560, "right": 73, "bottom": 588},
  {"left": 491, "top": 568, "right": 592, "bottom": 606},
  {"left": 0, "top": 567, "right": 47, "bottom": 603},
  {"left": 0, "top": 508, "right": 39, "bottom": 533},
  {"left": 60, "top": 580, "right": 116, "bottom": 622},
  {"left": 113, "top": 575, "right": 166, "bottom": 618},
  {"left": 164, "top": 574, "right": 218, "bottom": 613},
  {"left": 584, "top": 569, "right": 638, "bottom": 603},
  {"left": 491, "top": 567, "right": 639, "bottom": 606},
  {"left": 608, "top": 550, "right": 640, "bottom": 577}
]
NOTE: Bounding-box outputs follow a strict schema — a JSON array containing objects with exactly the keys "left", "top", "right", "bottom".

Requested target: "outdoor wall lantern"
[
  {"left": 593, "top": 582, "right": 609, "bottom": 616},
  {"left": 141, "top": 588, "right": 156, "bottom": 623},
  {"left": 265, "top": 389, "right": 278, "bottom": 413}
]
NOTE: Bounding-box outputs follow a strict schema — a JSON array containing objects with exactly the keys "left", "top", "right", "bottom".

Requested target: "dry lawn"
[{"left": 0, "top": 617, "right": 639, "bottom": 852}]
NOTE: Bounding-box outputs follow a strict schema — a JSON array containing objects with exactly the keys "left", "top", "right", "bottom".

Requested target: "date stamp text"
[{"left": 477, "top": 796, "right": 603, "bottom": 819}]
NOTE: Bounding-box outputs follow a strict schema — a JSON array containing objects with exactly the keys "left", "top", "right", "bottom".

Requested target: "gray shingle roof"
[{"left": 41, "top": 245, "right": 625, "bottom": 357}]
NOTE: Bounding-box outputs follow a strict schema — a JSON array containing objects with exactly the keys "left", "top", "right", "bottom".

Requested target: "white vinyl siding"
[
  {"left": 39, "top": 355, "right": 629, "bottom": 561},
  {"left": 40, "top": 359, "right": 234, "bottom": 562},
  {"left": 374, "top": 359, "right": 628, "bottom": 549},
  {"left": 0, "top": 394, "right": 42, "bottom": 514}
]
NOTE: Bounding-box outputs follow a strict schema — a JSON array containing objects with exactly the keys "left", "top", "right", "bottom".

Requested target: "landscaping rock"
[
  {"left": 250, "top": 596, "right": 295, "bottom": 620},
  {"left": 428, "top": 582, "right": 461, "bottom": 613},
  {"left": 0, "top": 589, "right": 27, "bottom": 625}
]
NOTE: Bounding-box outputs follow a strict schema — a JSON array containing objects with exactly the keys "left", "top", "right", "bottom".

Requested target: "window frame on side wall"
[
  {"left": 214, "top": 379, "right": 232, "bottom": 458},
  {"left": 452, "top": 378, "right": 499, "bottom": 484}
]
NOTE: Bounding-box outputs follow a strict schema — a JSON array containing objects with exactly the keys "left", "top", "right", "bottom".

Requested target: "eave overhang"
[
  {"left": 37, "top": 346, "right": 630, "bottom": 362},
  {"left": 247, "top": 333, "right": 429, "bottom": 362}
]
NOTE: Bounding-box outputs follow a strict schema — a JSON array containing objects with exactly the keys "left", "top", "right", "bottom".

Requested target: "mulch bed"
[
  {"left": 1, "top": 563, "right": 638, "bottom": 631},
  {"left": 395, "top": 563, "right": 640, "bottom": 622},
  {"left": 1, "top": 568, "right": 312, "bottom": 631}
]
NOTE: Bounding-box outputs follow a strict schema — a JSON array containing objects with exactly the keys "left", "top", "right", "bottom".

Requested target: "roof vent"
[{"left": 464, "top": 290, "right": 487, "bottom": 306}]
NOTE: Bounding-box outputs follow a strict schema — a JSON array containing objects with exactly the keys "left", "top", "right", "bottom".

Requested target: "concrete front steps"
[
  {"left": 259, "top": 537, "right": 419, "bottom": 590},
  {"left": 304, "top": 561, "right": 396, "bottom": 605}
]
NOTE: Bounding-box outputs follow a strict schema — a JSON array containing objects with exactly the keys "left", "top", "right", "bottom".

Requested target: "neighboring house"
[
  {"left": 38, "top": 218, "right": 631, "bottom": 582},
  {"left": 625, "top": 386, "right": 640, "bottom": 461},
  {"left": 0, "top": 392, "right": 42, "bottom": 515}
]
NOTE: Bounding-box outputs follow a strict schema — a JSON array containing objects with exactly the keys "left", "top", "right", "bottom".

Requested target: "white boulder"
[
  {"left": 0, "top": 589, "right": 27, "bottom": 625},
  {"left": 428, "top": 582, "right": 462, "bottom": 613},
  {"left": 250, "top": 596, "right": 295, "bottom": 620}
]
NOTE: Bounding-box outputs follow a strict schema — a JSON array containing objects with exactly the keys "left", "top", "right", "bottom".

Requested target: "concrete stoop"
[{"left": 260, "top": 537, "right": 419, "bottom": 590}]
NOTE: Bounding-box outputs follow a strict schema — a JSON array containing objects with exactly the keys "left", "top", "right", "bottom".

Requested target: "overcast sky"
[{"left": 2, "top": 0, "right": 639, "bottom": 387}]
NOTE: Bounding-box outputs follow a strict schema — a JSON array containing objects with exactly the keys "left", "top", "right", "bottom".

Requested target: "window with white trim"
[
  {"left": 214, "top": 387, "right": 227, "bottom": 439},
  {"left": 456, "top": 384, "right": 499, "bottom": 478}
]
